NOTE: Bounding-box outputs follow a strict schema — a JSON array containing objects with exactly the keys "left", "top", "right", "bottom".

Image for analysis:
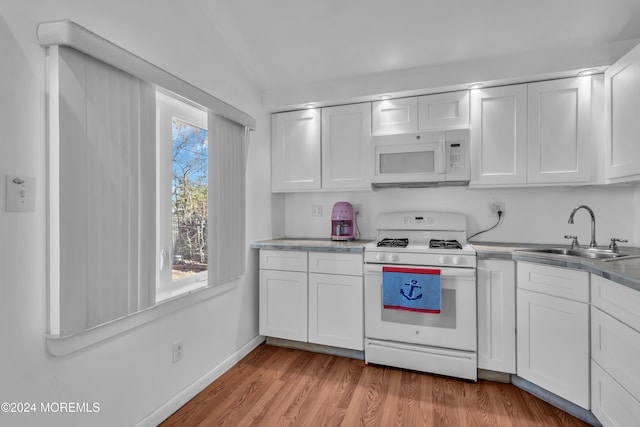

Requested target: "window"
[
  {"left": 157, "top": 93, "right": 209, "bottom": 301},
  {"left": 41, "top": 20, "right": 254, "bottom": 351}
]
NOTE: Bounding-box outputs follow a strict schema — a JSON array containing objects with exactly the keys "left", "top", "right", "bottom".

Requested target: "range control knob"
[
  {"left": 452, "top": 256, "right": 462, "bottom": 265},
  {"left": 438, "top": 256, "right": 449, "bottom": 264},
  {"left": 388, "top": 254, "right": 398, "bottom": 262},
  {"left": 375, "top": 253, "right": 385, "bottom": 262}
]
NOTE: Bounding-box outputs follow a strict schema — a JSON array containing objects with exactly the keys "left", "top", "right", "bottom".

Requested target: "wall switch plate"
[
  {"left": 172, "top": 340, "right": 184, "bottom": 363},
  {"left": 6, "top": 175, "right": 36, "bottom": 212}
]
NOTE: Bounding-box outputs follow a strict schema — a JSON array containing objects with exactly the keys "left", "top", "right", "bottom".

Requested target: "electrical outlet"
[
  {"left": 172, "top": 340, "right": 184, "bottom": 363},
  {"left": 311, "top": 204, "right": 323, "bottom": 217},
  {"left": 488, "top": 201, "right": 505, "bottom": 217}
]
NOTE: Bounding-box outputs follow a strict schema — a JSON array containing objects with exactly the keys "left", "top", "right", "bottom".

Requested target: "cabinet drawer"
[
  {"left": 517, "top": 262, "right": 589, "bottom": 302},
  {"left": 260, "top": 250, "right": 307, "bottom": 272},
  {"left": 308, "top": 252, "right": 363, "bottom": 276},
  {"left": 592, "top": 361, "right": 640, "bottom": 427},
  {"left": 592, "top": 274, "right": 640, "bottom": 332},
  {"left": 592, "top": 306, "right": 640, "bottom": 400}
]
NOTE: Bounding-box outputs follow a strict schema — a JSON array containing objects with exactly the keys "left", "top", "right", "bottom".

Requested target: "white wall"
[
  {"left": 283, "top": 185, "right": 637, "bottom": 246},
  {"left": 0, "top": 1, "right": 275, "bottom": 426}
]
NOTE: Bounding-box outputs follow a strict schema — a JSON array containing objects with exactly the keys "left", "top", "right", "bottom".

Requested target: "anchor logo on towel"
[{"left": 400, "top": 279, "right": 423, "bottom": 301}]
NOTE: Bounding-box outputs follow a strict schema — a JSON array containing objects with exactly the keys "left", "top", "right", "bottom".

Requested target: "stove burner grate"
[
  {"left": 429, "top": 239, "right": 463, "bottom": 250},
  {"left": 376, "top": 238, "right": 409, "bottom": 248}
]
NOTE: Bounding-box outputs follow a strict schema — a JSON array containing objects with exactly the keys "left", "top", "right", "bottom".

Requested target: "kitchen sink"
[{"left": 519, "top": 247, "right": 630, "bottom": 260}]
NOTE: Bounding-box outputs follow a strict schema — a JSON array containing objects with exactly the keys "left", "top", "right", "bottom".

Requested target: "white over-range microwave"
[{"left": 371, "top": 129, "right": 470, "bottom": 188}]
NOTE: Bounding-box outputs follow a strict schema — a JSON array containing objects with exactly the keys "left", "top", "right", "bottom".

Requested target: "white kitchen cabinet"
[
  {"left": 527, "top": 77, "right": 592, "bottom": 184},
  {"left": 592, "top": 361, "right": 640, "bottom": 427},
  {"left": 471, "top": 77, "right": 595, "bottom": 187},
  {"left": 605, "top": 42, "right": 640, "bottom": 183},
  {"left": 470, "top": 84, "right": 528, "bottom": 186},
  {"left": 272, "top": 103, "right": 371, "bottom": 192},
  {"left": 321, "top": 103, "right": 372, "bottom": 190},
  {"left": 373, "top": 92, "right": 469, "bottom": 135},
  {"left": 591, "top": 308, "right": 640, "bottom": 399},
  {"left": 418, "top": 91, "right": 469, "bottom": 130},
  {"left": 516, "top": 262, "right": 590, "bottom": 409},
  {"left": 259, "top": 250, "right": 364, "bottom": 351},
  {"left": 308, "top": 252, "right": 363, "bottom": 350},
  {"left": 259, "top": 250, "right": 308, "bottom": 341},
  {"left": 591, "top": 273, "right": 640, "bottom": 332},
  {"left": 372, "top": 97, "right": 418, "bottom": 135},
  {"left": 309, "top": 273, "right": 363, "bottom": 350},
  {"left": 591, "top": 274, "right": 640, "bottom": 426},
  {"left": 271, "top": 109, "right": 321, "bottom": 192},
  {"left": 477, "top": 259, "right": 516, "bottom": 373}
]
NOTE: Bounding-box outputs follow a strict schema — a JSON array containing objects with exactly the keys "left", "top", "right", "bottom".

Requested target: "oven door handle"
[{"left": 364, "top": 264, "right": 476, "bottom": 277}]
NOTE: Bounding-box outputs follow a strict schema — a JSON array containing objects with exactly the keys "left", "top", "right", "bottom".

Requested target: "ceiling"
[{"left": 198, "top": 0, "right": 640, "bottom": 107}]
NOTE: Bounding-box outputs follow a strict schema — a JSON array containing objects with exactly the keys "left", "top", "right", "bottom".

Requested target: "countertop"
[
  {"left": 250, "top": 238, "right": 372, "bottom": 253},
  {"left": 250, "top": 238, "right": 640, "bottom": 292},
  {"left": 474, "top": 242, "right": 640, "bottom": 292}
]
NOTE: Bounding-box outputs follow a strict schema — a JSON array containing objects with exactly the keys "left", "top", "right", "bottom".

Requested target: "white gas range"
[{"left": 363, "top": 211, "right": 478, "bottom": 381}]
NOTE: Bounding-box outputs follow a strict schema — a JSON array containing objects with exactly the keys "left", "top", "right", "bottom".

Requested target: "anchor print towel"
[{"left": 382, "top": 267, "right": 441, "bottom": 313}]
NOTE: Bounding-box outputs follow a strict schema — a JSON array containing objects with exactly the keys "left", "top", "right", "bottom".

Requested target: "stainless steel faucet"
[{"left": 568, "top": 205, "right": 597, "bottom": 248}]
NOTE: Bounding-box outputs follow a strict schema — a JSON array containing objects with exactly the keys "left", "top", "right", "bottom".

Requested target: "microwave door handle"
[{"left": 436, "top": 140, "right": 446, "bottom": 173}]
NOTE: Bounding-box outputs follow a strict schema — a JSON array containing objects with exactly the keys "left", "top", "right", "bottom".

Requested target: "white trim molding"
[
  {"left": 134, "top": 335, "right": 265, "bottom": 427},
  {"left": 37, "top": 19, "right": 256, "bottom": 130}
]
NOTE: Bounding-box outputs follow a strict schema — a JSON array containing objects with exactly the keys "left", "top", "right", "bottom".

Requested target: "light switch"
[{"left": 6, "top": 175, "right": 36, "bottom": 212}]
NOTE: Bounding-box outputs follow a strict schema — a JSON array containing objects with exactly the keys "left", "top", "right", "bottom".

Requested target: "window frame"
[
  {"left": 40, "top": 20, "right": 255, "bottom": 355},
  {"left": 156, "top": 91, "right": 210, "bottom": 302}
]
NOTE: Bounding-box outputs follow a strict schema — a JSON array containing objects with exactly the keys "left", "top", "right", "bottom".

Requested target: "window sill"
[
  {"left": 46, "top": 280, "right": 237, "bottom": 356},
  {"left": 156, "top": 277, "right": 208, "bottom": 303}
]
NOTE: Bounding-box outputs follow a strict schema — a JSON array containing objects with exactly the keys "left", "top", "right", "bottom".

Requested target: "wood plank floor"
[{"left": 160, "top": 344, "right": 588, "bottom": 427}]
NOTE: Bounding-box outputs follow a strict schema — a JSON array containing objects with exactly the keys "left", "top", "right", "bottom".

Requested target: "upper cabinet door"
[
  {"left": 418, "top": 91, "right": 469, "bottom": 130},
  {"left": 321, "top": 103, "right": 372, "bottom": 190},
  {"left": 271, "top": 109, "right": 321, "bottom": 192},
  {"left": 372, "top": 97, "right": 418, "bottom": 135},
  {"left": 605, "top": 42, "right": 640, "bottom": 183},
  {"left": 470, "top": 85, "right": 528, "bottom": 186},
  {"left": 527, "top": 77, "right": 592, "bottom": 184}
]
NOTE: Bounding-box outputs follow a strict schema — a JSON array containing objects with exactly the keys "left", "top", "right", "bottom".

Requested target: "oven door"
[{"left": 364, "top": 263, "right": 476, "bottom": 351}]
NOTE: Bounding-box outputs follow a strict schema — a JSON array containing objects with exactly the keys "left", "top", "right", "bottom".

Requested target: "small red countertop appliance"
[{"left": 331, "top": 201, "right": 355, "bottom": 241}]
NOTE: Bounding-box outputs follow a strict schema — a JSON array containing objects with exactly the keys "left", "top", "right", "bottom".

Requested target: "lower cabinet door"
[
  {"left": 308, "top": 273, "right": 363, "bottom": 350},
  {"left": 477, "top": 259, "right": 516, "bottom": 373},
  {"left": 517, "top": 288, "right": 590, "bottom": 409},
  {"left": 259, "top": 269, "right": 308, "bottom": 341},
  {"left": 592, "top": 307, "right": 640, "bottom": 400},
  {"left": 592, "top": 361, "right": 640, "bottom": 427}
]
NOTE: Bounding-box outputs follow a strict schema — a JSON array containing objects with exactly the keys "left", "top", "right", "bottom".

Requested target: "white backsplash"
[{"left": 282, "top": 185, "right": 638, "bottom": 246}]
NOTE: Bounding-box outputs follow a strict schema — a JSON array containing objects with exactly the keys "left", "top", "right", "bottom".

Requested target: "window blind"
[
  {"left": 53, "top": 46, "right": 156, "bottom": 336},
  {"left": 208, "top": 113, "right": 248, "bottom": 285},
  {"left": 42, "top": 21, "right": 254, "bottom": 344}
]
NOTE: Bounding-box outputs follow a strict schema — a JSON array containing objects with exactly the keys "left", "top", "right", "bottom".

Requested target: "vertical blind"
[
  {"left": 56, "top": 46, "right": 156, "bottom": 335},
  {"left": 209, "top": 113, "right": 248, "bottom": 285},
  {"left": 50, "top": 46, "right": 248, "bottom": 337}
]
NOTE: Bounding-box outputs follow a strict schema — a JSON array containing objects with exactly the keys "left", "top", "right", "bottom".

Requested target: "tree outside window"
[{"left": 171, "top": 118, "right": 208, "bottom": 281}]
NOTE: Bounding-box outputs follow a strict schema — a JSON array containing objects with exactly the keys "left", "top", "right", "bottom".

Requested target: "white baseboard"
[{"left": 136, "top": 335, "right": 265, "bottom": 427}]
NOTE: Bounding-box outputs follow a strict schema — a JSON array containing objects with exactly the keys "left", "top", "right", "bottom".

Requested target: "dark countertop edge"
[{"left": 474, "top": 243, "right": 640, "bottom": 293}]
